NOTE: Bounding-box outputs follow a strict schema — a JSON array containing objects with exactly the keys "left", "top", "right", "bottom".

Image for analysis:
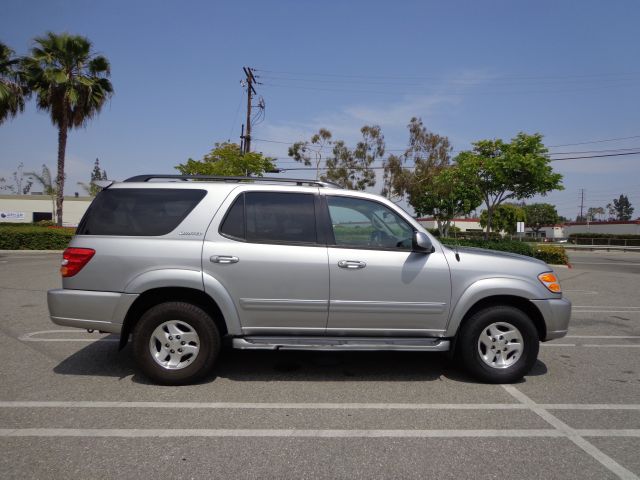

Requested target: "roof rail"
[{"left": 123, "top": 174, "right": 342, "bottom": 188}]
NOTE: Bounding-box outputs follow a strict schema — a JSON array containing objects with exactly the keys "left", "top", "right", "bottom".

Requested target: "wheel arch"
[
  {"left": 453, "top": 295, "right": 546, "bottom": 346},
  {"left": 119, "top": 287, "right": 228, "bottom": 350}
]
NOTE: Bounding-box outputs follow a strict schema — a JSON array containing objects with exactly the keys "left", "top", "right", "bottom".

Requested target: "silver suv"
[{"left": 48, "top": 175, "right": 571, "bottom": 385}]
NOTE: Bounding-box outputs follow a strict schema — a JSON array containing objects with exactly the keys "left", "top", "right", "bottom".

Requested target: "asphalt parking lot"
[{"left": 0, "top": 250, "right": 638, "bottom": 479}]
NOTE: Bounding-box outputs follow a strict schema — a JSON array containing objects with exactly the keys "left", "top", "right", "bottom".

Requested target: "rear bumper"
[
  {"left": 530, "top": 297, "right": 572, "bottom": 341},
  {"left": 47, "top": 289, "right": 138, "bottom": 334}
]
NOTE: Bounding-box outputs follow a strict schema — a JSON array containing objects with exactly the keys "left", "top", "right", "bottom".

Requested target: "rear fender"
[{"left": 124, "top": 269, "right": 241, "bottom": 335}]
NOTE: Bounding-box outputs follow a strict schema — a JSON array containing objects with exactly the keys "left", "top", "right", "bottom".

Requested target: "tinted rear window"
[
  {"left": 245, "top": 192, "right": 317, "bottom": 244},
  {"left": 77, "top": 188, "right": 206, "bottom": 236}
]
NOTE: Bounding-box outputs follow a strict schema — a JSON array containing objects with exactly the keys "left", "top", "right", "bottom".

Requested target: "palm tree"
[
  {"left": 0, "top": 42, "right": 27, "bottom": 124},
  {"left": 22, "top": 32, "right": 113, "bottom": 225}
]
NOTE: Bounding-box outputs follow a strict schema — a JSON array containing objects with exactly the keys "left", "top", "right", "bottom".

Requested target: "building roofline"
[{"left": 416, "top": 217, "right": 480, "bottom": 222}]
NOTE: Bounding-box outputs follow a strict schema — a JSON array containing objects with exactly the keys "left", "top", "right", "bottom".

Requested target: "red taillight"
[{"left": 61, "top": 248, "right": 95, "bottom": 277}]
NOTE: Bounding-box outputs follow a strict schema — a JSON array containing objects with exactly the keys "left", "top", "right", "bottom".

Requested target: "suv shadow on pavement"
[{"left": 52, "top": 339, "right": 548, "bottom": 385}]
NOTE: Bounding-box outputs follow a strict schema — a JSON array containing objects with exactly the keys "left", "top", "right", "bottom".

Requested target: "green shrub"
[
  {"left": 533, "top": 245, "right": 569, "bottom": 265},
  {"left": 0, "top": 226, "right": 74, "bottom": 250},
  {"left": 35, "top": 220, "right": 56, "bottom": 227},
  {"left": 440, "top": 238, "right": 570, "bottom": 265},
  {"left": 0, "top": 222, "right": 37, "bottom": 227},
  {"left": 441, "top": 238, "right": 534, "bottom": 256},
  {"left": 568, "top": 233, "right": 640, "bottom": 240}
]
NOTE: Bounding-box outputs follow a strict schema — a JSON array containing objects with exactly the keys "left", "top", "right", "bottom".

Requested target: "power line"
[
  {"left": 548, "top": 150, "right": 640, "bottom": 161},
  {"left": 271, "top": 150, "right": 640, "bottom": 171},
  {"left": 548, "top": 135, "right": 640, "bottom": 147},
  {"left": 254, "top": 68, "right": 640, "bottom": 82},
  {"left": 259, "top": 80, "right": 638, "bottom": 97},
  {"left": 254, "top": 137, "right": 640, "bottom": 156},
  {"left": 257, "top": 74, "right": 639, "bottom": 89}
]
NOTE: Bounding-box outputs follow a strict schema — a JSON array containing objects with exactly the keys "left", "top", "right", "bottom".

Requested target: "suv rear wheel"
[
  {"left": 132, "top": 302, "right": 220, "bottom": 385},
  {"left": 457, "top": 305, "right": 539, "bottom": 384}
]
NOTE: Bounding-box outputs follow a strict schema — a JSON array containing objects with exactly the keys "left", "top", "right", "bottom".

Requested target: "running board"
[{"left": 232, "top": 336, "right": 451, "bottom": 352}]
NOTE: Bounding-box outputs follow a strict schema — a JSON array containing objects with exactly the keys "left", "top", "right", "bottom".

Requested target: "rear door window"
[
  {"left": 219, "top": 192, "right": 318, "bottom": 244},
  {"left": 76, "top": 188, "right": 206, "bottom": 236}
]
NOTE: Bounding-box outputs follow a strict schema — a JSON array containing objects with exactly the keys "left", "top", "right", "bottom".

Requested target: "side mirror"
[{"left": 413, "top": 231, "right": 435, "bottom": 253}]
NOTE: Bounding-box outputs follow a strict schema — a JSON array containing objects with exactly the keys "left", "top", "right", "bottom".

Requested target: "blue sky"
[{"left": 1, "top": 0, "right": 639, "bottom": 219}]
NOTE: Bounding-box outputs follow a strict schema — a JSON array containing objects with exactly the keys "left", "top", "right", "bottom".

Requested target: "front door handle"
[
  {"left": 210, "top": 255, "right": 239, "bottom": 264},
  {"left": 338, "top": 260, "right": 366, "bottom": 269}
]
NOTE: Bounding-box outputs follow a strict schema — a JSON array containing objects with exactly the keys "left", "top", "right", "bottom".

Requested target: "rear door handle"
[
  {"left": 210, "top": 255, "right": 239, "bottom": 264},
  {"left": 338, "top": 260, "right": 366, "bottom": 269}
]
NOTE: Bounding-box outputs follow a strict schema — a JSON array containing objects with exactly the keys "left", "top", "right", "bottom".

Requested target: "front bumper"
[
  {"left": 47, "top": 289, "right": 138, "bottom": 334},
  {"left": 530, "top": 297, "right": 572, "bottom": 341}
]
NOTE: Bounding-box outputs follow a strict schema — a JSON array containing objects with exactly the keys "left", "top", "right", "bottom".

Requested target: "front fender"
[{"left": 444, "top": 277, "right": 546, "bottom": 337}]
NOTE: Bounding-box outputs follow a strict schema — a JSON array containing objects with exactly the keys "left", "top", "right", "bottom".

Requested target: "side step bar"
[{"left": 232, "top": 336, "right": 451, "bottom": 352}]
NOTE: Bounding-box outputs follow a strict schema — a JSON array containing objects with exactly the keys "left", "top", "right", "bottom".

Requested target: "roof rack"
[{"left": 123, "top": 174, "right": 341, "bottom": 189}]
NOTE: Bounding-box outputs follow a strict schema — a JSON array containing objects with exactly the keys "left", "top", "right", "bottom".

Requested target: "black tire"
[
  {"left": 132, "top": 301, "right": 221, "bottom": 386},
  {"left": 457, "top": 305, "right": 539, "bottom": 384}
]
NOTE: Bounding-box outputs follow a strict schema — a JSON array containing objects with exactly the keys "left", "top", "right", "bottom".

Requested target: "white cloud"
[{"left": 256, "top": 68, "right": 495, "bottom": 155}]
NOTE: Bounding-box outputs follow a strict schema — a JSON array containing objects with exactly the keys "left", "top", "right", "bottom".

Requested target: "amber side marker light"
[
  {"left": 538, "top": 272, "right": 561, "bottom": 293},
  {"left": 61, "top": 248, "right": 95, "bottom": 277}
]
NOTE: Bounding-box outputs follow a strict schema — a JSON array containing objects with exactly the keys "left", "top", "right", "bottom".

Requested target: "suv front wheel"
[
  {"left": 132, "top": 302, "right": 221, "bottom": 385},
  {"left": 457, "top": 305, "right": 539, "bottom": 384}
]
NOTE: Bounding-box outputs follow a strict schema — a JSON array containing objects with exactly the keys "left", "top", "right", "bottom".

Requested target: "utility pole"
[
  {"left": 242, "top": 67, "right": 259, "bottom": 153},
  {"left": 579, "top": 188, "right": 585, "bottom": 222}
]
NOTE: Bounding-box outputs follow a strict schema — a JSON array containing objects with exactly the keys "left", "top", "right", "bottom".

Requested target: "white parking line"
[
  {"left": 567, "top": 335, "right": 640, "bottom": 339},
  {"left": 542, "top": 344, "right": 640, "bottom": 348},
  {"left": 502, "top": 385, "right": 639, "bottom": 480},
  {"left": 583, "top": 344, "right": 640, "bottom": 348},
  {"left": 571, "top": 262, "right": 640, "bottom": 266},
  {"left": 573, "top": 310, "right": 640, "bottom": 314},
  {"left": 0, "top": 428, "right": 570, "bottom": 438},
  {"left": 0, "top": 401, "right": 638, "bottom": 410},
  {"left": 573, "top": 306, "right": 640, "bottom": 310},
  {"left": 18, "top": 330, "right": 118, "bottom": 343},
  {"left": 0, "top": 428, "right": 637, "bottom": 439}
]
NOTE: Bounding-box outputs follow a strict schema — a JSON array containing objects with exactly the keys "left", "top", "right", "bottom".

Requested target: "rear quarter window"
[{"left": 76, "top": 188, "right": 207, "bottom": 236}]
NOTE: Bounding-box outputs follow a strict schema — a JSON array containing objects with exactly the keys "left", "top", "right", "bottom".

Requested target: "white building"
[
  {"left": 416, "top": 217, "right": 483, "bottom": 233},
  {"left": 0, "top": 194, "right": 93, "bottom": 226},
  {"left": 538, "top": 221, "right": 640, "bottom": 238}
]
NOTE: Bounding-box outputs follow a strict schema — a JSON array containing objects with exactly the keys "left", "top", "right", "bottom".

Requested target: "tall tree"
[
  {"left": 77, "top": 158, "right": 108, "bottom": 196},
  {"left": 586, "top": 206, "right": 605, "bottom": 222},
  {"left": 288, "top": 129, "right": 332, "bottom": 180},
  {"left": 323, "top": 125, "right": 382, "bottom": 190},
  {"left": 383, "top": 117, "right": 452, "bottom": 202},
  {"left": 607, "top": 194, "right": 634, "bottom": 221},
  {"left": 455, "top": 132, "right": 563, "bottom": 239},
  {"left": 0, "top": 162, "right": 33, "bottom": 194},
  {"left": 382, "top": 118, "right": 470, "bottom": 237},
  {"left": 0, "top": 42, "right": 28, "bottom": 124},
  {"left": 523, "top": 203, "right": 559, "bottom": 236},
  {"left": 480, "top": 203, "right": 526, "bottom": 236},
  {"left": 410, "top": 165, "right": 482, "bottom": 237},
  {"left": 21, "top": 32, "right": 113, "bottom": 225},
  {"left": 176, "top": 142, "right": 276, "bottom": 176}
]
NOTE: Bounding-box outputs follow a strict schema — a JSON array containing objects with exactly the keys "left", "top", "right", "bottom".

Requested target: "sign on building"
[{"left": 0, "top": 211, "right": 26, "bottom": 222}]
